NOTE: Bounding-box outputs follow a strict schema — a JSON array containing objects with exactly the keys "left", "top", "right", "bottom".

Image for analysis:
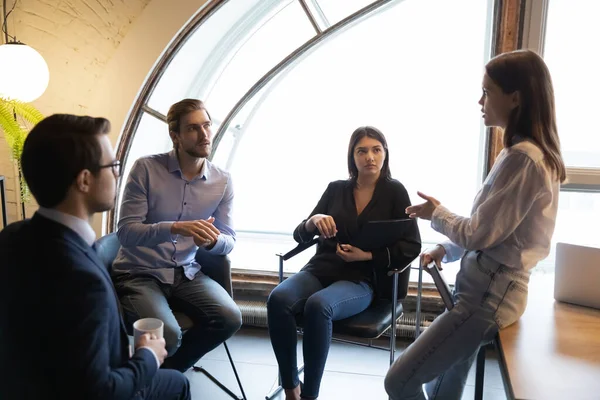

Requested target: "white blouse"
[{"left": 434, "top": 139, "right": 560, "bottom": 271}]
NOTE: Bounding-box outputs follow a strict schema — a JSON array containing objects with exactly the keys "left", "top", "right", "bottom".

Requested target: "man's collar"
[
  {"left": 167, "top": 149, "right": 180, "bottom": 173},
  {"left": 36, "top": 207, "right": 96, "bottom": 246},
  {"left": 168, "top": 149, "right": 209, "bottom": 180}
]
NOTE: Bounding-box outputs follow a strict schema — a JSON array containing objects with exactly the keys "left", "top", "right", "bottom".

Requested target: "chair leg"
[
  {"left": 390, "top": 272, "right": 399, "bottom": 366},
  {"left": 192, "top": 341, "right": 246, "bottom": 400},
  {"left": 224, "top": 342, "right": 247, "bottom": 400},
  {"left": 265, "top": 255, "right": 286, "bottom": 400},
  {"left": 415, "top": 264, "right": 424, "bottom": 339},
  {"left": 474, "top": 344, "right": 486, "bottom": 400}
]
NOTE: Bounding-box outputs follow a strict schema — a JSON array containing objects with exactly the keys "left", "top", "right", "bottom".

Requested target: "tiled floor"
[{"left": 184, "top": 327, "right": 507, "bottom": 399}]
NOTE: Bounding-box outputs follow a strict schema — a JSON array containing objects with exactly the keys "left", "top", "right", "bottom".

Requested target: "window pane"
[
  {"left": 148, "top": 0, "right": 314, "bottom": 118},
  {"left": 223, "top": 0, "right": 491, "bottom": 272},
  {"left": 229, "top": 232, "right": 316, "bottom": 274},
  {"left": 205, "top": 0, "right": 315, "bottom": 119},
  {"left": 544, "top": 0, "right": 600, "bottom": 168},
  {"left": 211, "top": 125, "right": 237, "bottom": 168},
  {"left": 534, "top": 191, "right": 600, "bottom": 274},
  {"left": 315, "top": 0, "right": 377, "bottom": 25},
  {"left": 212, "top": 87, "right": 268, "bottom": 168},
  {"left": 148, "top": 0, "right": 264, "bottom": 115},
  {"left": 554, "top": 191, "right": 600, "bottom": 248},
  {"left": 117, "top": 113, "right": 171, "bottom": 220}
]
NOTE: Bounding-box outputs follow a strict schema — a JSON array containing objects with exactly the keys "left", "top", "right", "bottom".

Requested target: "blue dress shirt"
[{"left": 112, "top": 150, "right": 235, "bottom": 283}]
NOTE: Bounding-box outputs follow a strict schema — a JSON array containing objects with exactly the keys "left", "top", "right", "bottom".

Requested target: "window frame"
[
  {"left": 109, "top": 0, "right": 542, "bottom": 283},
  {"left": 521, "top": 0, "right": 600, "bottom": 193}
]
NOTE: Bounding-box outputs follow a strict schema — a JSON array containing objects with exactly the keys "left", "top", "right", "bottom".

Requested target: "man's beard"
[{"left": 184, "top": 145, "right": 210, "bottom": 159}]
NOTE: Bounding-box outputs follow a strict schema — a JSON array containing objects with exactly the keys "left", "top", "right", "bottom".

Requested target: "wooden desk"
[{"left": 497, "top": 274, "right": 600, "bottom": 400}]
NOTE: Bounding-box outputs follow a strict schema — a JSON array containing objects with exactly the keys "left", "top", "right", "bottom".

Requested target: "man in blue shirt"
[{"left": 112, "top": 99, "right": 242, "bottom": 372}]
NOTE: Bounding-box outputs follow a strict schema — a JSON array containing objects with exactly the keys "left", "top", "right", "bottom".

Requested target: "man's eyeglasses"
[{"left": 96, "top": 160, "right": 121, "bottom": 176}]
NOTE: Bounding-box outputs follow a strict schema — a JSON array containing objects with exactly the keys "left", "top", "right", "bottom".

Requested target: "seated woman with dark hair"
[{"left": 267, "top": 126, "right": 422, "bottom": 400}]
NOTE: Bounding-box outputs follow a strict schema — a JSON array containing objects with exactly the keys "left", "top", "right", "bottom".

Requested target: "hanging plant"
[{"left": 0, "top": 98, "right": 44, "bottom": 203}]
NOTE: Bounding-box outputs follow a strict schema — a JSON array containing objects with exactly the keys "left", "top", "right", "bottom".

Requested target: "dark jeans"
[
  {"left": 114, "top": 268, "right": 242, "bottom": 372},
  {"left": 267, "top": 271, "right": 374, "bottom": 399},
  {"left": 134, "top": 369, "right": 191, "bottom": 400}
]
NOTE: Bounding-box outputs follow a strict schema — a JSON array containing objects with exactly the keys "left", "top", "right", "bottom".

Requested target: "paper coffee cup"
[{"left": 133, "top": 318, "right": 164, "bottom": 347}]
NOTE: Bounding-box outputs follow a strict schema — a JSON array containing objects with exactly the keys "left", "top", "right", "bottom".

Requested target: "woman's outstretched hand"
[{"left": 405, "top": 191, "right": 441, "bottom": 221}]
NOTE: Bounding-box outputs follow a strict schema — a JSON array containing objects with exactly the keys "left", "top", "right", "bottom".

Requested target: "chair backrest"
[
  {"left": 195, "top": 247, "right": 234, "bottom": 298},
  {"left": 95, "top": 232, "right": 120, "bottom": 273},
  {"left": 374, "top": 265, "right": 411, "bottom": 302}
]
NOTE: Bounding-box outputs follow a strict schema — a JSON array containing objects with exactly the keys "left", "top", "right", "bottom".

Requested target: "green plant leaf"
[
  {"left": 0, "top": 97, "right": 43, "bottom": 204},
  {"left": 8, "top": 100, "right": 44, "bottom": 126}
]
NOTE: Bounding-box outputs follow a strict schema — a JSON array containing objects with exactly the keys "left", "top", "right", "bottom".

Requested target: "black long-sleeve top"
[{"left": 294, "top": 178, "right": 422, "bottom": 290}]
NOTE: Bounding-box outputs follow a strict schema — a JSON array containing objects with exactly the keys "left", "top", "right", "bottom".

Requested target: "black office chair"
[
  {"left": 95, "top": 232, "right": 247, "bottom": 400},
  {"left": 265, "top": 238, "right": 418, "bottom": 400}
]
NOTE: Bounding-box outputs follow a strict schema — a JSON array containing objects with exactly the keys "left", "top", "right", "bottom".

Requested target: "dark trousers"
[
  {"left": 114, "top": 268, "right": 242, "bottom": 372},
  {"left": 134, "top": 369, "right": 191, "bottom": 400}
]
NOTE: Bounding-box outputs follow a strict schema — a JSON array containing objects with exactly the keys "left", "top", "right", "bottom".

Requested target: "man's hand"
[
  {"left": 336, "top": 243, "right": 372, "bottom": 262},
  {"left": 136, "top": 333, "right": 168, "bottom": 365},
  {"left": 171, "top": 217, "right": 220, "bottom": 247}
]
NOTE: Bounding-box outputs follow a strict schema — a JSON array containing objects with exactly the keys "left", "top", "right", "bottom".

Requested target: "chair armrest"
[
  {"left": 387, "top": 256, "right": 418, "bottom": 276},
  {"left": 195, "top": 248, "right": 233, "bottom": 298},
  {"left": 280, "top": 238, "right": 319, "bottom": 261},
  {"left": 276, "top": 238, "right": 319, "bottom": 284}
]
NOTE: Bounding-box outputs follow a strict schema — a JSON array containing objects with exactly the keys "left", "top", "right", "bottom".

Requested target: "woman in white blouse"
[{"left": 384, "top": 49, "right": 566, "bottom": 400}]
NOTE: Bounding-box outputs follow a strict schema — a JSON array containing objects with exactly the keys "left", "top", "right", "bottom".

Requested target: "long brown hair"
[
  {"left": 486, "top": 49, "right": 566, "bottom": 182},
  {"left": 347, "top": 126, "right": 391, "bottom": 183}
]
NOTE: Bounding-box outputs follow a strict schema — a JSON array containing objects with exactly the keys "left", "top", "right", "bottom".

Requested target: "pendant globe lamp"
[{"left": 0, "top": 41, "right": 49, "bottom": 102}]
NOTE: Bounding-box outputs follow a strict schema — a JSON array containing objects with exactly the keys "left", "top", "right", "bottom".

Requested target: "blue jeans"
[
  {"left": 114, "top": 268, "right": 242, "bottom": 372},
  {"left": 385, "top": 250, "right": 529, "bottom": 400},
  {"left": 267, "top": 271, "right": 374, "bottom": 399}
]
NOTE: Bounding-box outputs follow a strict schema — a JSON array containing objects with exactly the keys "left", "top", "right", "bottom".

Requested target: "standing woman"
[
  {"left": 268, "top": 126, "right": 421, "bottom": 400},
  {"left": 384, "top": 49, "right": 566, "bottom": 400}
]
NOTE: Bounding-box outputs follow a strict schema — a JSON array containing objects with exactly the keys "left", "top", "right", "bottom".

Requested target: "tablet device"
[
  {"left": 352, "top": 218, "right": 416, "bottom": 250},
  {"left": 426, "top": 261, "right": 455, "bottom": 310}
]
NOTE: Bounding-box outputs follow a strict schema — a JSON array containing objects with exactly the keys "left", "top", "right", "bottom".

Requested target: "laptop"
[{"left": 554, "top": 242, "right": 600, "bottom": 310}]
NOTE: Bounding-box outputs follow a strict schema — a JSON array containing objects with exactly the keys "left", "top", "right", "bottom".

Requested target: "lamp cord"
[{"left": 2, "top": 0, "right": 17, "bottom": 44}]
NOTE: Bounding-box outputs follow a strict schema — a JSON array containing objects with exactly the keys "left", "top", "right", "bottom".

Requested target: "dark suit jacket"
[{"left": 0, "top": 213, "right": 157, "bottom": 400}]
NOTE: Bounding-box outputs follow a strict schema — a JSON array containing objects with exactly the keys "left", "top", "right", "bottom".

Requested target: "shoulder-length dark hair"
[
  {"left": 485, "top": 49, "right": 566, "bottom": 182},
  {"left": 347, "top": 126, "right": 391, "bottom": 183}
]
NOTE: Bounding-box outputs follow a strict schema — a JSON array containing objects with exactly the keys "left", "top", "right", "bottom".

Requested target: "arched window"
[{"left": 114, "top": 0, "right": 495, "bottom": 276}]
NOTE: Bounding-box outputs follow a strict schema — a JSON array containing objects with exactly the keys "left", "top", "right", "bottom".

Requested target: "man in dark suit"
[{"left": 0, "top": 114, "right": 191, "bottom": 400}]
